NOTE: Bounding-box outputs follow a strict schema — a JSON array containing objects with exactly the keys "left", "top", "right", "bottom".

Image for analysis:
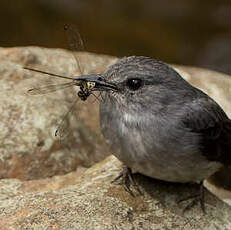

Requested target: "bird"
[{"left": 72, "top": 56, "right": 231, "bottom": 211}]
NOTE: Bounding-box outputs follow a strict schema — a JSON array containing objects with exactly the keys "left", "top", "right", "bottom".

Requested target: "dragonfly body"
[{"left": 78, "top": 81, "right": 94, "bottom": 101}]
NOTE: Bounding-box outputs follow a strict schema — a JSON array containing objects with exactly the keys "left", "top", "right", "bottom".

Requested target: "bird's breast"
[{"left": 100, "top": 101, "right": 222, "bottom": 183}]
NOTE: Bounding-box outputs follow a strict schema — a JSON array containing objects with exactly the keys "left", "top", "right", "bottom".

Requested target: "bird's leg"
[
  {"left": 111, "top": 165, "right": 142, "bottom": 196},
  {"left": 178, "top": 181, "right": 205, "bottom": 213}
]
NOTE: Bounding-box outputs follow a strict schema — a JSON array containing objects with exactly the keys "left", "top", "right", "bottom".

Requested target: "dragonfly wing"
[
  {"left": 64, "top": 24, "right": 84, "bottom": 75},
  {"left": 55, "top": 96, "right": 79, "bottom": 139},
  {"left": 27, "top": 81, "right": 77, "bottom": 95}
]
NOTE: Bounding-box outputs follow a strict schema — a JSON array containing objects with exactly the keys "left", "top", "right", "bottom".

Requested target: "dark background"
[{"left": 1, "top": 0, "right": 231, "bottom": 74}]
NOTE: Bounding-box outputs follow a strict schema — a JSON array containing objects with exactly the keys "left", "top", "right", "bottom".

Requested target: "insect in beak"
[{"left": 76, "top": 75, "right": 118, "bottom": 91}]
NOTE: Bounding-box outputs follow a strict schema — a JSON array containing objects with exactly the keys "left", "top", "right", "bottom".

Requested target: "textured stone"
[
  {"left": 1, "top": 47, "right": 231, "bottom": 229},
  {"left": 0, "top": 156, "right": 231, "bottom": 230},
  {"left": 2, "top": 47, "right": 231, "bottom": 181}
]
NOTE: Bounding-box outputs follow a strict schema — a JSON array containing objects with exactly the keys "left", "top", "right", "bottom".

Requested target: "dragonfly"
[{"left": 24, "top": 24, "right": 103, "bottom": 139}]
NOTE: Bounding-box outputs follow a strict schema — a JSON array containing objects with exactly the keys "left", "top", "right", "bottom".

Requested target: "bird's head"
[{"left": 78, "top": 56, "right": 193, "bottom": 114}]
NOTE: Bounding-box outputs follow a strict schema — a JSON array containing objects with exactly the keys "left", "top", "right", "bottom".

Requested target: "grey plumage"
[{"left": 99, "top": 56, "right": 231, "bottom": 183}]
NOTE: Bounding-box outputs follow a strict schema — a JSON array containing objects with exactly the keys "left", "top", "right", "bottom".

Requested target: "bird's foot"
[
  {"left": 178, "top": 181, "right": 206, "bottom": 213},
  {"left": 111, "top": 165, "right": 142, "bottom": 196}
]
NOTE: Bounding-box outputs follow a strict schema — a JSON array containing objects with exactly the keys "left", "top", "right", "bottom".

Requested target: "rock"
[
  {"left": 1, "top": 47, "right": 231, "bottom": 228},
  {"left": 0, "top": 155, "right": 231, "bottom": 230},
  {"left": 0, "top": 47, "right": 115, "bottom": 180},
  {"left": 1, "top": 47, "right": 231, "bottom": 192}
]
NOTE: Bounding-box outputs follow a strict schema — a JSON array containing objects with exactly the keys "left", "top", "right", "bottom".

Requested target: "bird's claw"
[
  {"left": 178, "top": 182, "right": 205, "bottom": 213},
  {"left": 111, "top": 166, "right": 142, "bottom": 196}
]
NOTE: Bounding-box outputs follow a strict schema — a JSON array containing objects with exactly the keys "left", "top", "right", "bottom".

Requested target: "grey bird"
[
  {"left": 25, "top": 56, "right": 231, "bottom": 211},
  {"left": 77, "top": 56, "right": 231, "bottom": 211}
]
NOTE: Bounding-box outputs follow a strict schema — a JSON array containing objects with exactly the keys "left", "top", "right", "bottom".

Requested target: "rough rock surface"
[
  {"left": 1, "top": 47, "right": 231, "bottom": 229},
  {"left": 0, "top": 155, "right": 231, "bottom": 230},
  {"left": 1, "top": 47, "right": 231, "bottom": 181}
]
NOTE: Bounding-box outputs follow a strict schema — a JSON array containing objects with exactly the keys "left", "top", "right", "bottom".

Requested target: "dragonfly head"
[{"left": 75, "top": 74, "right": 118, "bottom": 91}]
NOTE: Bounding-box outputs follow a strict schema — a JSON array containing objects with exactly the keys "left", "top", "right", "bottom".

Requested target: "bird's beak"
[{"left": 76, "top": 74, "right": 118, "bottom": 91}]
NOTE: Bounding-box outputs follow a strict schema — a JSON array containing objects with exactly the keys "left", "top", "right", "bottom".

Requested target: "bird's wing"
[{"left": 183, "top": 98, "right": 231, "bottom": 165}]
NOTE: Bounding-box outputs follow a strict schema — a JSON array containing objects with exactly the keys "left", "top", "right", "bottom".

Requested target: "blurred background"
[{"left": 1, "top": 0, "right": 231, "bottom": 74}]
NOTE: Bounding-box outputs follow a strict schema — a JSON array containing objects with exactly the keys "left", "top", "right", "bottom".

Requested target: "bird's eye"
[{"left": 126, "top": 78, "right": 143, "bottom": 91}]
